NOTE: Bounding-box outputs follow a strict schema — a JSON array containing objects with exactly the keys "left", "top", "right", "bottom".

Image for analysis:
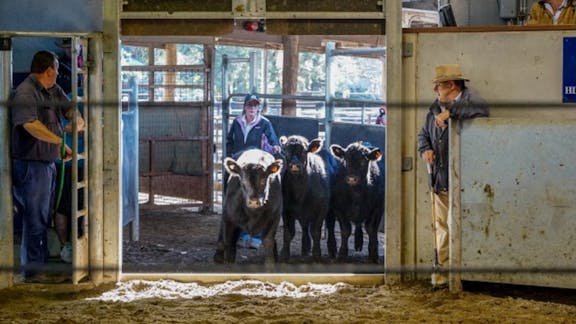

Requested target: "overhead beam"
[{"left": 121, "top": 11, "right": 386, "bottom": 20}]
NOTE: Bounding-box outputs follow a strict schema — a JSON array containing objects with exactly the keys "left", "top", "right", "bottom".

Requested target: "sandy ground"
[
  {"left": 0, "top": 280, "right": 575, "bottom": 323},
  {"left": 1, "top": 207, "right": 575, "bottom": 323}
]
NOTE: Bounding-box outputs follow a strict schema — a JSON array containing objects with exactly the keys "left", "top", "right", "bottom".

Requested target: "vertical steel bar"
[{"left": 0, "top": 36, "right": 14, "bottom": 289}]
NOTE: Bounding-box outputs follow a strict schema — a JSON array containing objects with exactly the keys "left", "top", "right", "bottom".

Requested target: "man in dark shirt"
[{"left": 11, "top": 50, "right": 84, "bottom": 283}]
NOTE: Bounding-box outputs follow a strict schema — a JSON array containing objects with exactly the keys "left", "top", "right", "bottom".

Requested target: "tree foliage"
[{"left": 122, "top": 43, "right": 383, "bottom": 101}]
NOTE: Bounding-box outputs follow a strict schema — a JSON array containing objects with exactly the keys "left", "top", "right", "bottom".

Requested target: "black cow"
[
  {"left": 330, "top": 142, "right": 384, "bottom": 263},
  {"left": 214, "top": 149, "right": 284, "bottom": 267},
  {"left": 279, "top": 135, "right": 330, "bottom": 262}
]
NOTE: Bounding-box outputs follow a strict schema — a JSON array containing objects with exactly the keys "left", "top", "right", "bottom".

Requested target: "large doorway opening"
[{"left": 120, "top": 34, "right": 388, "bottom": 274}]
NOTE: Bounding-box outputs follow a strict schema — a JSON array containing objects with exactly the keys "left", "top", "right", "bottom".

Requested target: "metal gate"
[{"left": 122, "top": 43, "right": 214, "bottom": 212}]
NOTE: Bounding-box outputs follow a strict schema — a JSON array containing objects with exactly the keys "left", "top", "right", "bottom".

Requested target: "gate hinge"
[{"left": 402, "top": 42, "right": 413, "bottom": 57}]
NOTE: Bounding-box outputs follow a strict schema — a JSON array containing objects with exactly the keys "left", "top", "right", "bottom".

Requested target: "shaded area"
[{"left": 122, "top": 207, "right": 385, "bottom": 273}]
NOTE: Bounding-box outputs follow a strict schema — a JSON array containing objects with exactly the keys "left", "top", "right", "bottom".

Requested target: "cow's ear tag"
[
  {"left": 268, "top": 160, "right": 283, "bottom": 174},
  {"left": 367, "top": 149, "right": 382, "bottom": 161}
]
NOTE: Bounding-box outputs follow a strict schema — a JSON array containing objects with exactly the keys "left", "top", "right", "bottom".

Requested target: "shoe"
[
  {"left": 431, "top": 272, "right": 448, "bottom": 291},
  {"left": 237, "top": 233, "right": 251, "bottom": 248},
  {"left": 431, "top": 283, "right": 448, "bottom": 291},
  {"left": 249, "top": 237, "right": 262, "bottom": 249},
  {"left": 60, "top": 242, "right": 72, "bottom": 263},
  {"left": 23, "top": 273, "right": 68, "bottom": 284}
]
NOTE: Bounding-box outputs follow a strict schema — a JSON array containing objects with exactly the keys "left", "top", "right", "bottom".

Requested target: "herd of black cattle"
[{"left": 214, "top": 136, "right": 385, "bottom": 268}]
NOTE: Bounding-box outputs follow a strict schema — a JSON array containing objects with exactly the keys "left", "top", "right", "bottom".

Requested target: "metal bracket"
[
  {"left": 402, "top": 42, "right": 413, "bottom": 57},
  {"left": 232, "top": 0, "right": 266, "bottom": 19},
  {"left": 401, "top": 157, "right": 413, "bottom": 172},
  {"left": 0, "top": 37, "right": 11, "bottom": 51}
]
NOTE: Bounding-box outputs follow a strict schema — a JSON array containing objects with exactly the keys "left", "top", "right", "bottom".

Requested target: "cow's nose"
[
  {"left": 346, "top": 175, "right": 359, "bottom": 186},
  {"left": 288, "top": 164, "right": 301, "bottom": 173},
  {"left": 246, "top": 198, "right": 263, "bottom": 209}
]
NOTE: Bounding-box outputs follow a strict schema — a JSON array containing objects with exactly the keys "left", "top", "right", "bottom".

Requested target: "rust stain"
[{"left": 483, "top": 184, "right": 494, "bottom": 198}]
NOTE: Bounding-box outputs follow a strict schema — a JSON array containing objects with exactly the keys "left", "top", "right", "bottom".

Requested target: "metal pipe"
[
  {"left": 0, "top": 36, "right": 14, "bottom": 289},
  {"left": 331, "top": 48, "right": 385, "bottom": 57},
  {"left": 0, "top": 31, "right": 95, "bottom": 38},
  {"left": 221, "top": 54, "right": 230, "bottom": 161},
  {"left": 249, "top": 51, "right": 257, "bottom": 93},
  {"left": 324, "top": 42, "right": 335, "bottom": 148}
]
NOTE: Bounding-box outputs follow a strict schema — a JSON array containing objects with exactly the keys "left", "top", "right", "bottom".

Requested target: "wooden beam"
[{"left": 281, "top": 35, "right": 298, "bottom": 116}]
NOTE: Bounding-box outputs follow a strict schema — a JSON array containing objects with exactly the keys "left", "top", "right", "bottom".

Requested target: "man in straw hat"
[{"left": 417, "top": 64, "right": 489, "bottom": 290}]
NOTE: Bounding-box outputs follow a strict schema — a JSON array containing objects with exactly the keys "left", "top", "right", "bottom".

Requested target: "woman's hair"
[{"left": 30, "top": 50, "right": 58, "bottom": 74}]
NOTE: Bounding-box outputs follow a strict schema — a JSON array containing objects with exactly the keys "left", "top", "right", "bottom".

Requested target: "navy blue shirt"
[
  {"left": 11, "top": 74, "right": 71, "bottom": 161},
  {"left": 226, "top": 115, "right": 279, "bottom": 157}
]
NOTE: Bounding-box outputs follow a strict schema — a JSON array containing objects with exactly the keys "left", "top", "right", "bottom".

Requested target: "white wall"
[
  {"left": 402, "top": 29, "right": 576, "bottom": 286},
  {"left": 0, "top": 0, "right": 103, "bottom": 72}
]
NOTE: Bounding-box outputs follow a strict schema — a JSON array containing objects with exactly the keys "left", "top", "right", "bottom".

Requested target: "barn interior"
[{"left": 1, "top": 0, "right": 575, "bottom": 297}]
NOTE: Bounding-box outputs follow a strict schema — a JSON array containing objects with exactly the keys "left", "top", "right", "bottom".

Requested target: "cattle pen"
[{"left": 1, "top": 0, "right": 576, "bottom": 322}]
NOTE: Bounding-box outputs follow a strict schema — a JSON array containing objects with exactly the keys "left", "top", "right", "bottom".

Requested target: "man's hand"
[
  {"left": 434, "top": 110, "right": 449, "bottom": 128},
  {"left": 64, "top": 113, "right": 85, "bottom": 132},
  {"left": 61, "top": 144, "right": 73, "bottom": 162},
  {"left": 421, "top": 149, "right": 435, "bottom": 164}
]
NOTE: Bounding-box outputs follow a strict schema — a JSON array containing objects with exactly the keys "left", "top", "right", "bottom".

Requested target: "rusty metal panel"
[
  {"left": 459, "top": 118, "right": 576, "bottom": 288},
  {"left": 139, "top": 103, "right": 212, "bottom": 210}
]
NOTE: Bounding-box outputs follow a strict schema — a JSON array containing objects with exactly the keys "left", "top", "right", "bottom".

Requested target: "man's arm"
[{"left": 22, "top": 120, "right": 72, "bottom": 159}]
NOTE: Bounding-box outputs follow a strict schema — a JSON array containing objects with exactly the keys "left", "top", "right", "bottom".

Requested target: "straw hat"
[{"left": 432, "top": 64, "right": 469, "bottom": 83}]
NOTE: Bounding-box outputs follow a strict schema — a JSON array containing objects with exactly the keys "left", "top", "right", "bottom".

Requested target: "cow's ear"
[
  {"left": 309, "top": 138, "right": 323, "bottom": 153},
  {"left": 279, "top": 136, "right": 288, "bottom": 146},
  {"left": 367, "top": 148, "right": 383, "bottom": 161},
  {"left": 267, "top": 159, "right": 283, "bottom": 175},
  {"left": 224, "top": 158, "right": 241, "bottom": 176},
  {"left": 330, "top": 144, "right": 345, "bottom": 159}
]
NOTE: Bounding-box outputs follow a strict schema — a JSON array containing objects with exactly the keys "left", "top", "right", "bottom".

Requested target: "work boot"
[{"left": 431, "top": 272, "right": 448, "bottom": 291}]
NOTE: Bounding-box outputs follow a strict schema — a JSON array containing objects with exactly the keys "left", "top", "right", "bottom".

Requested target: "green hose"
[{"left": 54, "top": 133, "right": 66, "bottom": 214}]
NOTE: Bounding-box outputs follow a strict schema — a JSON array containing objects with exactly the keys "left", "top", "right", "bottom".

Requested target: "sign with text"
[{"left": 563, "top": 37, "right": 576, "bottom": 103}]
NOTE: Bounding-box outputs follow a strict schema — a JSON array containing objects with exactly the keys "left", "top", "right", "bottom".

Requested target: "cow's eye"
[{"left": 260, "top": 179, "right": 267, "bottom": 187}]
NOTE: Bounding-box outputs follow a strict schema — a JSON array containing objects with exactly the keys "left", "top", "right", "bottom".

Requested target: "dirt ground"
[
  {"left": 1, "top": 207, "right": 575, "bottom": 323},
  {"left": 0, "top": 278, "right": 575, "bottom": 323},
  {"left": 122, "top": 207, "right": 385, "bottom": 273}
]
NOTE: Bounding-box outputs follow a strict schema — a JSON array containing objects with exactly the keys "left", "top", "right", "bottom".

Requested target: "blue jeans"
[
  {"left": 12, "top": 160, "right": 56, "bottom": 278},
  {"left": 239, "top": 230, "right": 261, "bottom": 241}
]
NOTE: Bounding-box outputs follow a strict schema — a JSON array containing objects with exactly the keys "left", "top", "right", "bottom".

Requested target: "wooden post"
[
  {"left": 166, "top": 44, "right": 177, "bottom": 101},
  {"left": 281, "top": 35, "right": 299, "bottom": 116}
]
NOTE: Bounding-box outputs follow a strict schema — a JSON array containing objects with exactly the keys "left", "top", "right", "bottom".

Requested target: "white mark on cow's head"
[
  {"left": 283, "top": 135, "right": 324, "bottom": 175},
  {"left": 226, "top": 149, "right": 283, "bottom": 209}
]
